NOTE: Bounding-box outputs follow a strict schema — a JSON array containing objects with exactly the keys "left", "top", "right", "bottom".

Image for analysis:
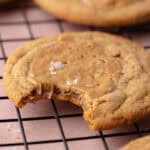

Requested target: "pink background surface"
[{"left": 0, "top": 0, "right": 150, "bottom": 150}]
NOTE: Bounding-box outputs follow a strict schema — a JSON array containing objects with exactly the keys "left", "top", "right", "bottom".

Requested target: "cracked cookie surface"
[
  {"left": 34, "top": 0, "right": 150, "bottom": 27},
  {"left": 120, "top": 136, "right": 150, "bottom": 150},
  {"left": 3, "top": 32, "right": 150, "bottom": 130}
]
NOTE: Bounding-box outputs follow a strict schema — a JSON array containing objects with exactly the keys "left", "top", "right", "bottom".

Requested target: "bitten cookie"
[
  {"left": 3, "top": 32, "right": 150, "bottom": 130},
  {"left": 34, "top": 0, "right": 150, "bottom": 27},
  {"left": 120, "top": 136, "right": 150, "bottom": 150}
]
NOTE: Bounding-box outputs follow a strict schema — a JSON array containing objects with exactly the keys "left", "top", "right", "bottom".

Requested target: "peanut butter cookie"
[
  {"left": 34, "top": 0, "right": 150, "bottom": 27},
  {"left": 3, "top": 32, "right": 150, "bottom": 130}
]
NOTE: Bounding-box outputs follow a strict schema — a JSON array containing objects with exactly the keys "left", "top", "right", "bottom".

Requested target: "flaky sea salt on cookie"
[
  {"left": 3, "top": 32, "right": 150, "bottom": 131},
  {"left": 34, "top": 0, "right": 150, "bottom": 27}
]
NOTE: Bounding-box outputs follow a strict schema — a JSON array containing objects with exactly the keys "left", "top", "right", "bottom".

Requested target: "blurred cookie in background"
[{"left": 34, "top": 0, "right": 150, "bottom": 27}]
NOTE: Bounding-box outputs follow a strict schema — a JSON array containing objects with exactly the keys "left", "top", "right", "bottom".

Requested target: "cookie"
[
  {"left": 34, "top": 0, "right": 150, "bottom": 27},
  {"left": 120, "top": 136, "right": 150, "bottom": 150},
  {"left": 3, "top": 32, "right": 150, "bottom": 130}
]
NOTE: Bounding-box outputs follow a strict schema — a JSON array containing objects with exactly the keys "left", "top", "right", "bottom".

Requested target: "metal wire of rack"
[{"left": 0, "top": 1, "right": 150, "bottom": 150}]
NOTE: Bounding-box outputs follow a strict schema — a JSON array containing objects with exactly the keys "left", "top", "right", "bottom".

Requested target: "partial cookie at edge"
[
  {"left": 120, "top": 136, "right": 150, "bottom": 150},
  {"left": 34, "top": 0, "right": 150, "bottom": 27}
]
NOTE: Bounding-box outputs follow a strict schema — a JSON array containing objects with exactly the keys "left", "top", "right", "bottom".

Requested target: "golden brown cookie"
[
  {"left": 3, "top": 32, "right": 150, "bottom": 130},
  {"left": 34, "top": 0, "right": 150, "bottom": 27},
  {"left": 120, "top": 136, "right": 150, "bottom": 150}
]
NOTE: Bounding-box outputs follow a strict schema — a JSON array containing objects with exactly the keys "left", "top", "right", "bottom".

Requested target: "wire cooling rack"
[{"left": 0, "top": 0, "right": 150, "bottom": 150}]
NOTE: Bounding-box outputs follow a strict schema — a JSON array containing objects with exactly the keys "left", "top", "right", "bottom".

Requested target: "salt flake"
[
  {"left": 66, "top": 75, "right": 80, "bottom": 86},
  {"left": 49, "top": 61, "right": 65, "bottom": 75},
  {"left": 50, "top": 71, "right": 57, "bottom": 75}
]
